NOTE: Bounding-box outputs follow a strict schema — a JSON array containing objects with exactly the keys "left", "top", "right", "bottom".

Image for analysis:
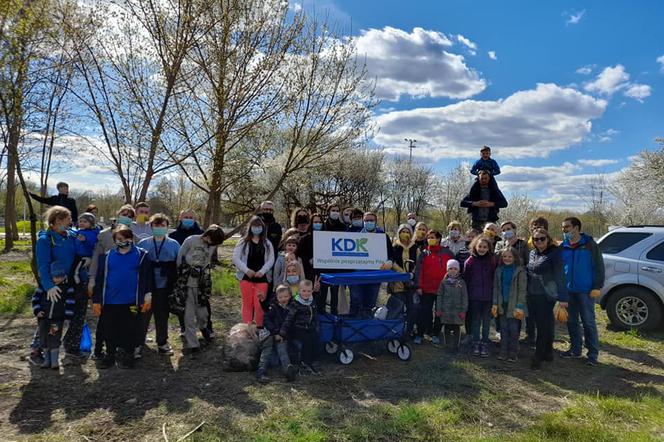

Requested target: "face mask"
[
  {"left": 364, "top": 221, "right": 376, "bottom": 231},
  {"left": 502, "top": 230, "right": 515, "bottom": 240},
  {"left": 399, "top": 232, "right": 411, "bottom": 243},
  {"left": 484, "top": 230, "right": 496, "bottom": 238},
  {"left": 449, "top": 229, "right": 460, "bottom": 239},
  {"left": 407, "top": 219, "right": 416, "bottom": 227},
  {"left": 312, "top": 223, "right": 323, "bottom": 231},
  {"left": 329, "top": 211, "right": 340, "bottom": 220},
  {"left": 56, "top": 224, "right": 68, "bottom": 233},
  {"left": 181, "top": 219, "right": 195, "bottom": 229},
  {"left": 153, "top": 227, "right": 168, "bottom": 237},
  {"left": 115, "top": 240, "right": 133, "bottom": 249},
  {"left": 260, "top": 212, "right": 274, "bottom": 223},
  {"left": 352, "top": 219, "right": 363, "bottom": 227},
  {"left": 136, "top": 214, "right": 149, "bottom": 224},
  {"left": 415, "top": 230, "right": 426, "bottom": 240},
  {"left": 251, "top": 226, "right": 263, "bottom": 236},
  {"left": 427, "top": 238, "right": 438, "bottom": 247},
  {"left": 563, "top": 231, "right": 573, "bottom": 241},
  {"left": 343, "top": 215, "right": 351, "bottom": 224},
  {"left": 286, "top": 275, "right": 299, "bottom": 285},
  {"left": 117, "top": 215, "right": 132, "bottom": 226}
]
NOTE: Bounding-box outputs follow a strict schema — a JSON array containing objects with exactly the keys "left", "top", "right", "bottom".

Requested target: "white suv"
[{"left": 597, "top": 226, "right": 664, "bottom": 330}]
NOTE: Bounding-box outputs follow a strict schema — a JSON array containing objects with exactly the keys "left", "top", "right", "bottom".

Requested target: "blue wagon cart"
[{"left": 318, "top": 270, "right": 413, "bottom": 365}]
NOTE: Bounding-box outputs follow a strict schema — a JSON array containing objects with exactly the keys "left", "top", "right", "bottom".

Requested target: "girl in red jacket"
[{"left": 413, "top": 230, "right": 455, "bottom": 345}]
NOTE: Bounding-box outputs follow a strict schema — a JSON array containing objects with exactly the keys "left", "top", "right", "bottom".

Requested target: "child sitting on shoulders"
[
  {"left": 31, "top": 262, "right": 76, "bottom": 369},
  {"left": 256, "top": 285, "right": 298, "bottom": 383},
  {"left": 435, "top": 260, "right": 468, "bottom": 354},
  {"left": 470, "top": 145, "right": 501, "bottom": 177},
  {"left": 492, "top": 247, "right": 527, "bottom": 362},
  {"left": 281, "top": 279, "right": 320, "bottom": 375}
]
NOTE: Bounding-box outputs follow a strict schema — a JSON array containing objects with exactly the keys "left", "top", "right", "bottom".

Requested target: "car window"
[
  {"left": 646, "top": 242, "right": 664, "bottom": 262},
  {"left": 598, "top": 232, "right": 652, "bottom": 255}
]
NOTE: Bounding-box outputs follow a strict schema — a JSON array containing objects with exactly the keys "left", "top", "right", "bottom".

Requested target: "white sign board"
[{"left": 313, "top": 231, "right": 388, "bottom": 270}]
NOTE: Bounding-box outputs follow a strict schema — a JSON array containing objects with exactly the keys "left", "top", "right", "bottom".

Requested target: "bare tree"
[
  {"left": 435, "top": 164, "right": 472, "bottom": 230},
  {"left": 498, "top": 192, "right": 540, "bottom": 236}
]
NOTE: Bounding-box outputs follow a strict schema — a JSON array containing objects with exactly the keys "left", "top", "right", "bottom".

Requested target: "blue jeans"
[
  {"left": 349, "top": 283, "right": 381, "bottom": 316},
  {"left": 499, "top": 314, "right": 521, "bottom": 356},
  {"left": 469, "top": 300, "right": 491, "bottom": 343},
  {"left": 567, "top": 292, "right": 600, "bottom": 361}
]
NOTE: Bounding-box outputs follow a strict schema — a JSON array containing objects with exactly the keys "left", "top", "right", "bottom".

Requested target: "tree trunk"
[{"left": 4, "top": 151, "right": 17, "bottom": 251}]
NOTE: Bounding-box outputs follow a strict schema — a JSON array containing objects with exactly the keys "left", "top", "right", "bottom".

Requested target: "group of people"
[{"left": 27, "top": 148, "right": 605, "bottom": 382}]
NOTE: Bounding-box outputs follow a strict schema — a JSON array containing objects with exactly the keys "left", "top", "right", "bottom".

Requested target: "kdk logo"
[{"left": 331, "top": 237, "right": 369, "bottom": 257}]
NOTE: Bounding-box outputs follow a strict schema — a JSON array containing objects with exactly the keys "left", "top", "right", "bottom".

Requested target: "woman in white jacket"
[{"left": 232, "top": 216, "right": 275, "bottom": 327}]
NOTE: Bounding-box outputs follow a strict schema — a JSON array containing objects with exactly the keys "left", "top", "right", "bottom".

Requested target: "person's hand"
[
  {"left": 47, "top": 286, "right": 62, "bottom": 303},
  {"left": 255, "top": 271, "right": 264, "bottom": 279},
  {"left": 313, "top": 276, "right": 321, "bottom": 292},
  {"left": 257, "top": 290, "right": 266, "bottom": 301},
  {"left": 435, "top": 310, "right": 443, "bottom": 318},
  {"left": 275, "top": 335, "right": 283, "bottom": 342},
  {"left": 78, "top": 234, "right": 86, "bottom": 242},
  {"left": 513, "top": 309, "right": 525, "bottom": 320},
  {"left": 590, "top": 289, "right": 601, "bottom": 299},
  {"left": 416, "top": 288, "right": 422, "bottom": 295},
  {"left": 558, "top": 302, "right": 568, "bottom": 308},
  {"left": 472, "top": 201, "right": 481, "bottom": 207},
  {"left": 245, "top": 269, "right": 256, "bottom": 278},
  {"left": 458, "top": 312, "right": 466, "bottom": 320},
  {"left": 491, "top": 305, "right": 498, "bottom": 318},
  {"left": 93, "top": 303, "right": 102, "bottom": 316},
  {"left": 380, "top": 262, "right": 392, "bottom": 270},
  {"left": 37, "top": 311, "right": 45, "bottom": 318}
]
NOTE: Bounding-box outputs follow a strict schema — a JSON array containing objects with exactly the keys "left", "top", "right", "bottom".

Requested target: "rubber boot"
[
  {"left": 41, "top": 351, "right": 51, "bottom": 369},
  {"left": 50, "top": 349, "right": 60, "bottom": 369}
]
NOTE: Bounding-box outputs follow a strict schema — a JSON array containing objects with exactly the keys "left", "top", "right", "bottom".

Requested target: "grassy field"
[{"left": 1, "top": 243, "right": 663, "bottom": 441}]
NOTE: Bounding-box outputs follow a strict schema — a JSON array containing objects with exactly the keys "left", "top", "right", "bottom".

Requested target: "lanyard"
[{"left": 153, "top": 238, "right": 166, "bottom": 262}]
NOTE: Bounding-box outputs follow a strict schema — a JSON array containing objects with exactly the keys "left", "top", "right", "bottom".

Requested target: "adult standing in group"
[
  {"left": 257, "top": 201, "right": 283, "bottom": 311},
  {"left": 85, "top": 205, "right": 103, "bottom": 229},
  {"left": 413, "top": 221, "right": 429, "bottom": 252},
  {"left": 232, "top": 217, "right": 275, "bottom": 328},
  {"left": 131, "top": 202, "right": 153, "bottom": 242},
  {"left": 460, "top": 170, "right": 508, "bottom": 231},
  {"left": 442, "top": 221, "right": 465, "bottom": 257},
  {"left": 406, "top": 212, "right": 418, "bottom": 229},
  {"left": 390, "top": 224, "right": 419, "bottom": 337},
  {"left": 523, "top": 216, "right": 549, "bottom": 345},
  {"left": 560, "top": 217, "right": 605, "bottom": 366},
  {"left": 30, "top": 182, "right": 78, "bottom": 225},
  {"left": 319, "top": 203, "right": 346, "bottom": 314},
  {"left": 34, "top": 206, "right": 81, "bottom": 365},
  {"left": 291, "top": 208, "right": 313, "bottom": 279},
  {"left": 495, "top": 222, "right": 529, "bottom": 266},
  {"left": 526, "top": 228, "right": 568, "bottom": 370},
  {"left": 342, "top": 207, "right": 354, "bottom": 229},
  {"left": 347, "top": 208, "right": 364, "bottom": 233},
  {"left": 169, "top": 209, "right": 204, "bottom": 245}
]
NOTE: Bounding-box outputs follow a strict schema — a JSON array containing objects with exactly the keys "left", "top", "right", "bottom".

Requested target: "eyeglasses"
[{"left": 533, "top": 237, "right": 547, "bottom": 242}]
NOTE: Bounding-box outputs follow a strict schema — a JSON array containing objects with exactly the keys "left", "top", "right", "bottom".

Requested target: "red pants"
[{"left": 240, "top": 280, "right": 268, "bottom": 327}]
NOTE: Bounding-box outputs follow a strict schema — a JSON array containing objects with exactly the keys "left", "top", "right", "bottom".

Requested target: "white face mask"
[{"left": 407, "top": 219, "right": 416, "bottom": 227}]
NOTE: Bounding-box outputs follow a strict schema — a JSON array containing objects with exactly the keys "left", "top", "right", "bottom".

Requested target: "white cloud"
[
  {"left": 578, "top": 159, "right": 619, "bottom": 167},
  {"left": 354, "top": 27, "right": 487, "bottom": 101},
  {"left": 624, "top": 83, "right": 652, "bottom": 102},
  {"left": 566, "top": 9, "right": 586, "bottom": 25},
  {"left": 584, "top": 65, "right": 630, "bottom": 95},
  {"left": 657, "top": 55, "right": 664, "bottom": 72},
  {"left": 289, "top": 1, "right": 302, "bottom": 12},
  {"left": 456, "top": 34, "right": 477, "bottom": 55},
  {"left": 576, "top": 65, "right": 593, "bottom": 75},
  {"left": 374, "top": 83, "right": 607, "bottom": 159},
  {"left": 488, "top": 51, "right": 497, "bottom": 61},
  {"left": 596, "top": 128, "right": 619, "bottom": 143}
]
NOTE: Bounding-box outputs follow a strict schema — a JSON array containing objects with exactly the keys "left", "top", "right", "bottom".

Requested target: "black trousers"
[
  {"left": 417, "top": 294, "right": 442, "bottom": 337},
  {"left": 530, "top": 296, "right": 556, "bottom": 361},
  {"left": 98, "top": 304, "right": 141, "bottom": 358},
  {"left": 63, "top": 291, "right": 87, "bottom": 354},
  {"left": 292, "top": 328, "right": 319, "bottom": 365},
  {"left": 141, "top": 288, "right": 171, "bottom": 346}
]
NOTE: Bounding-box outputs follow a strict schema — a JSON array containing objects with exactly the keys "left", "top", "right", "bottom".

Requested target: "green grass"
[
  {"left": 0, "top": 283, "right": 34, "bottom": 314},
  {"left": 0, "top": 238, "right": 33, "bottom": 252},
  {"left": 211, "top": 267, "right": 240, "bottom": 297}
]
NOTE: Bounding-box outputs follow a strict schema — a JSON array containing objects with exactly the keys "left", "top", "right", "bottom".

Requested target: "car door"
[{"left": 638, "top": 240, "right": 664, "bottom": 299}]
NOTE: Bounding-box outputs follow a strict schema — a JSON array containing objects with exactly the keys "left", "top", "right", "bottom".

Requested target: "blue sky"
[{"left": 297, "top": 0, "right": 663, "bottom": 209}]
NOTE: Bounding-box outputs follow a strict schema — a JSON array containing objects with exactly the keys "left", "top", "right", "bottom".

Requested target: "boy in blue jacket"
[
  {"left": 470, "top": 145, "right": 501, "bottom": 176},
  {"left": 74, "top": 212, "right": 99, "bottom": 284},
  {"left": 92, "top": 226, "right": 153, "bottom": 369},
  {"left": 32, "top": 262, "right": 76, "bottom": 369}
]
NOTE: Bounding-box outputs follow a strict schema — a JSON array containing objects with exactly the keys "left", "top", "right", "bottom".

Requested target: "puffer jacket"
[
  {"left": 492, "top": 265, "right": 528, "bottom": 316},
  {"left": 527, "top": 246, "right": 569, "bottom": 302},
  {"left": 463, "top": 252, "right": 497, "bottom": 302},
  {"left": 414, "top": 245, "right": 455, "bottom": 294},
  {"left": 263, "top": 299, "right": 293, "bottom": 336},
  {"left": 280, "top": 297, "right": 318, "bottom": 336},
  {"left": 435, "top": 275, "right": 468, "bottom": 325},
  {"left": 390, "top": 238, "right": 419, "bottom": 293},
  {"left": 560, "top": 234, "right": 605, "bottom": 293}
]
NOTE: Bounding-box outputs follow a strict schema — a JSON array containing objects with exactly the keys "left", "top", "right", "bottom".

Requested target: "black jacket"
[
  {"left": 169, "top": 222, "right": 204, "bottom": 245},
  {"left": 460, "top": 178, "right": 508, "bottom": 222},
  {"left": 324, "top": 218, "right": 347, "bottom": 232},
  {"left": 258, "top": 213, "right": 283, "bottom": 256},
  {"left": 264, "top": 299, "right": 293, "bottom": 336},
  {"left": 280, "top": 299, "right": 318, "bottom": 336},
  {"left": 30, "top": 193, "right": 78, "bottom": 222}
]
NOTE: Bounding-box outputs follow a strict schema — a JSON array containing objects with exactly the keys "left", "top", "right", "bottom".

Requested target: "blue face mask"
[
  {"left": 181, "top": 219, "right": 195, "bottom": 229},
  {"left": 56, "top": 224, "right": 68, "bottom": 233},
  {"left": 563, "top": 231, "right": 573, "bottom": 241},
  {"left": 312, "top": 223, "right": 323, "bottom": 231},
  {"left": 352, "top": 219, "right": 363, "bottom": 227},
  {"left": 153, "top": 227, "right": 168, "bottom": 237},
  {"left": 117, "top": 215, "right": 132, "bottom": 226},
  {"left": 286, "top": 275, "right": 299, "bottom": 285},
  {"left": 251, "top": 226, "right": 263, "bottom": 236},
  {"left": 364, "top": 221, "right": 376, "bottom": 231},
  {"left": 502, "top": 230, "right": 515, "bottom": 240}
]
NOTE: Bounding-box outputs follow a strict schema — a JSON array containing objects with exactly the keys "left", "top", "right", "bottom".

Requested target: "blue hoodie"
[
  {"left": 75, "top": 228, "right": 100, "bottom": 258},
  {"left": 36, "top": 229, "right": 78, "bottom": 291},
  {"left": 561, "top": 233, "right": 605, "bottom": 294},
  {"left": 93, "top": 246, "right": 153, "bottom": 306}
]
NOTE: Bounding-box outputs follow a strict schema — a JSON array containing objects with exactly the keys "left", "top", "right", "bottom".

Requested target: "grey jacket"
[
  {"left": 493, "top": 265, "right": 528, "bottom": 317},
  {"left": 435, "top": 275, "right": 468, "bottom": 325}
]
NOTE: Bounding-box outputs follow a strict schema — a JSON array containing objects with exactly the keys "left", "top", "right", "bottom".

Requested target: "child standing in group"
[
  {"left": 281, "top": 279, "right": 320, "bottom": 375},
  {"left": 273, "top": 236, "right": 304, "bottom": 287},
  {"left": 257, "top": 285, "right": 298, "bottom": 383},
  {"left": 435, "top": 260, "right": 468, "bottom": 354},
  {"left": 463, "top": 235, "right": 497, "bottom": 357},
  {"left": 92, "top": 226, "right": 152, "bottom": 369},
  {"left": 31, "top": 262, "right": 76, "bottom": 369},
  {"left": 492, "top": 247, "right": 527, "bottom": 362},
  {"left": 470, "top": 145, "right": 501, "bottom": 176}
]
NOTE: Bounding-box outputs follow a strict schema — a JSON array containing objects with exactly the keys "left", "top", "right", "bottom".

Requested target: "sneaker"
[
  {"left": 28, "top": 351, "right": 44, "bottom": 366},
  {"left": 158, "top": 344, "right": 174, "bottom": 355},
  {"left": 431, "top": 336, "right": 441, "bottom": 345},
  {"left": 471, "top": 344, "right": 480, "bottom": 357},
  {"left": 62, "top": 352, "right": 84, "bottom": 366},
  {"left": 133, "top": 347, "right": 142, "bottom": 360},
  {"left": 495, "top": 332, "right": 501, "bottom": 340},
  {"left": 560, "top": 350, "right": 583, "bottom": 359},
  {"left": 257, "top": 370, "right": 270, "bottom": 384},
  {"left": 300, "top": 362, "right": 320, "bottom": 375},
  {"left": 479, "top": 343, "right": 489, "bottom": 358},
  {"left": 507, "top": 355, "right": 518, "bottom": 363},
  {"left": 586, "top": 359, "right": 598, "bottom": 367},
  {"left": 413, "top": 336, "right": 423, "bottom": 345},
  {"left": 286, "top": 364, "right": 298, "bottom": 382},
  {"left": 530, "top": 358, "right": 542, "bottom": 370},
  {"left": 40, "top": 353, "right": 51, "bottom": 369},
  {"left": 497, "top": 352, "right": 507, "bottom": 361}
]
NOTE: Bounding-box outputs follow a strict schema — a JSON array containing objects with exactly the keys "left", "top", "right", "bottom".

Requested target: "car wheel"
[{"left": 606, "top": 287, "right": 663, "bottom": 331}]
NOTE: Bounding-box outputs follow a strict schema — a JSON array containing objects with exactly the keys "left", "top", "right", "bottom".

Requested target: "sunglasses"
[{"left": 533, "top": 237, "right": 547, "bottom": 242}]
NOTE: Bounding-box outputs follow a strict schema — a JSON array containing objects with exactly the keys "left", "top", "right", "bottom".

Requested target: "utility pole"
[{"left": 404, "top": 138, "right": 417, "bottom": 164}]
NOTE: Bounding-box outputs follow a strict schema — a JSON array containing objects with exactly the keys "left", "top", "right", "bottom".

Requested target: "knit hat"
[
  {"left": 397, "top": 223, "right": 413, "bottom": 235},
  {"left": 447, "top": 259, "right": 460, "bottom": 271},
  {"left": 50, "top": 261, "right": 67, "bottom": 278},
  {"left": 79, "top": 212, "right": 96, "bottom": 226}
]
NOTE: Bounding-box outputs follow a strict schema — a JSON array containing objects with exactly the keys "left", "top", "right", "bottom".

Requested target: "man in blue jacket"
[{"left": 560, "top": 217, "right": 605, "bottom": 366}]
